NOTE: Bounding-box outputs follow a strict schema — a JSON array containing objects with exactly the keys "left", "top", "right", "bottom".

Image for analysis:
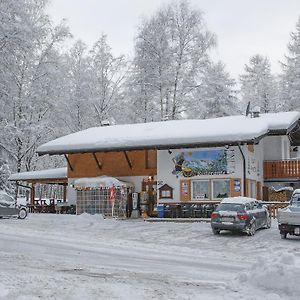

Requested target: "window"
[
  {"left": 212, "top": 180, "right": 230, "bottom": 199},
  {"left": 191, "top": 180, "right": 209, "bottom": 200}
]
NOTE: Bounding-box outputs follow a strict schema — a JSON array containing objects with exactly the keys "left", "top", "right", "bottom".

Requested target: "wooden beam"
[
  {"left": 63, "top": 183, "right": 67, "bottom": 203},
  {"left": 123, "top": 151, "right": 133, "bottom": 169},
  {"left": 92, "top": 153, "right": 102, "bottom": 170},
  {"left": 31, "top": 183, "right": 35, "bottom": 206},
  {"left": 64, "top": 154, "right": 74, "bottom": 172}
]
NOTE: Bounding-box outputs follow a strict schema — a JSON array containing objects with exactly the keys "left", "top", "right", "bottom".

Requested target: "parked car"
[
  {"left": 211, "top": 197, "right": 271, "bottom": 236},
  {"left": 0, "top": 190, "right": 28, "bottom": 219},
  {"left": 278, "top": 189, "right": 300, "bottom": 239}
]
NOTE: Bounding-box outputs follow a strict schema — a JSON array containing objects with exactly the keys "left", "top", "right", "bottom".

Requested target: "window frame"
[
  {"left": 211, "top": 179, "right": 231, "bottom": 200},
  {"left": 191, "top": 180, "right": 210, "bottom": 200}
]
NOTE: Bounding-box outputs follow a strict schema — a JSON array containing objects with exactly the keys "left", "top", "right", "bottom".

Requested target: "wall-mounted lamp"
[{"left": 168, "top": 149, "right": 172, "bottom": 154}]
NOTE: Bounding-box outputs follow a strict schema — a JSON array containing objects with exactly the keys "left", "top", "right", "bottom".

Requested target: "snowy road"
[{"left": 1, "top": 214, "right": 300, "bottom": 300}]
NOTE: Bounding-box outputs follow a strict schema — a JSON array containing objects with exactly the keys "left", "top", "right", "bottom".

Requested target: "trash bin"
[{"left": 157, "top": 204, "right": 164, "bottom": 218}]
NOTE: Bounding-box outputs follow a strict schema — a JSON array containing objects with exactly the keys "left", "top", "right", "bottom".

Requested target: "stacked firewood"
[{"left": 268, "top": 189, "right": 293, "bottom": 202}]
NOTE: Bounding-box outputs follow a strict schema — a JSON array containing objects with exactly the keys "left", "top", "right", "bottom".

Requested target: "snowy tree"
[
  {"left": 240, "top": 54, "right": 277, "bottom": 113},
  {"left": 89, "top": 34, "right": 129, "bottom": 125},
  {"left": 62, "top": 40, "right": 93, "bottom": 132},
  {"left": 189, "top": 62, "right": 238, "bottom": 119},
  {"left": 0, "top": 159, "right": 12, "bottom": 193},
  {"left": 0, "top": 0, "right": 71, "bottom": 172},
  {"left": 280, "top": 17, "right": 300, "bottom": 111},
  {"left": 131, "top": 0, "right": 216, "bottom": 121}
]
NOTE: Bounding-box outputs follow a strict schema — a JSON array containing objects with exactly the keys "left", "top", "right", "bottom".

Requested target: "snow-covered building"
[{"left": 34, "top": 111, "right": 300, "bottom": 216}]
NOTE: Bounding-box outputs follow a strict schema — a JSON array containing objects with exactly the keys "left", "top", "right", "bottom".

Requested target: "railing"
[{"left": 264, "top": 160, "right": 300, "bottom": 179}]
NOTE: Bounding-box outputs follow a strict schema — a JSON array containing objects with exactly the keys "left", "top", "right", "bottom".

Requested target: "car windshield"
[
  {"left": 290, "top": 195, "right": 300, "bottom": 207},
  {"left": 216, "top": 203, "right": 245, "bottom": 213}
]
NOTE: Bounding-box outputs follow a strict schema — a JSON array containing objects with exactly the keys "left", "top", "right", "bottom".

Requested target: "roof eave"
[{"left": 37, "top": 138, "right": 264, "bottom": 156}]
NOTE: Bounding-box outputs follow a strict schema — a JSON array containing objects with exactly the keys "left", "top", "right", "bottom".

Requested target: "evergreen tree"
[
  {"left": 189, "top": 62, "right": 238, "bottom": 119},
  {"left": 240, "top": 54, "right": 277, "bottom": 113},
  {"left": 0, "top": 159, "right": 12, "bottom": 193},
  {"left": 280, "top": 17, "right": 300, "bottom": 111}
]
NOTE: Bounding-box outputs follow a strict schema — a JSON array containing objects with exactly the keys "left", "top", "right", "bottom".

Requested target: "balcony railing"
[{"left": 264, "top": 160, "right": 300, "bottom": 179}]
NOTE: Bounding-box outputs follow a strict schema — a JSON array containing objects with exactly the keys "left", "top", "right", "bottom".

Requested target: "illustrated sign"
[{"left": 172, "top": 149, "right": 235, "bottom": 177}]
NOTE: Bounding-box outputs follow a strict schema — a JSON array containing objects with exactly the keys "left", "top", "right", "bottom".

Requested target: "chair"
[
  {"left": 182, "top": 204, "right": 191, "bottom": 218},
  {"left": 164, "top": 205, "right": 171, "bottom": 218},
  {"left": 193, "top": 204, "right": 202, "bottom": 218}
]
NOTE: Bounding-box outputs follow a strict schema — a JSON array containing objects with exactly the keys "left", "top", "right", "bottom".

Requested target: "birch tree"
[
  {"left": 0, "top": 0, "right": 71, "bottom": 172},
  {"left": 132, "top": 0, "right": 216, "bottom": 120}
]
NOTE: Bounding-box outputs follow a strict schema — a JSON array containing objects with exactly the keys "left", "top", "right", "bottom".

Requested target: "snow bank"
[
  {"left": 0, "top": 284, "right": 9, "bottom": 298},
  {"left": 77, "top": 212, "right": 105, "bottom": 222},
  {"left": 233, "top": 253, "right": 300, "bottom": 299}
]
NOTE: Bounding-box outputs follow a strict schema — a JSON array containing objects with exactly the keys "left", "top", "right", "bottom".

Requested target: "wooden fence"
[{"left": 263, "top": 202, "right": 289, "bottom": 218}]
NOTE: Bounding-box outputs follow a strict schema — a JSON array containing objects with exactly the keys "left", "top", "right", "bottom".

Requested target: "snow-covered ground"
[{"left": 0, "top": 214, "right": 300, "bottom": 300}]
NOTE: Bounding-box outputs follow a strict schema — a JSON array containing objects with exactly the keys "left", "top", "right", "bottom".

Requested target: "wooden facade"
[{"left": 68, "top": 150, "right": 157, "bottom": 178}]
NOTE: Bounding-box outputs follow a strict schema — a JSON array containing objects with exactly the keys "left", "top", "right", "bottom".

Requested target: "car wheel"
[
  {"left": 280, "top": 232, "right": 287, "bottom": 239},
  {"left": 247, "top": 222, "right": 256, "bottom": 236},
  {"left": 18, "top": 209, "right": 27, "bottom": 220},
  {"left": 212, "top": 229, "right": 220, "bottom": 235}
]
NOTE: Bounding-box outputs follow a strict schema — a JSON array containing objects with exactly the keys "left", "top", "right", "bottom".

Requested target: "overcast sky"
[{"left": 47, "top": 0, "right": 300, "bottom": 79}]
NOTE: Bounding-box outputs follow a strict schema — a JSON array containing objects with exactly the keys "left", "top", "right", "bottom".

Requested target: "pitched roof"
[{"left": 36, "top": 111, "right": 300, "bottom": 155}]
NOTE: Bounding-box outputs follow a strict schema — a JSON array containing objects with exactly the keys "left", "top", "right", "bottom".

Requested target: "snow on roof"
[
  {"left": 74, "top": 176, "right": 133, "bottom": 188},
  {"left": 37, "top": 111, "right": 300, "bottom": 155},
  {"left": 9, "top": 167, "right": 67, "bottom": 181},
  {"left": 221, "top": 197, "right": 257, "bottom": 204}
]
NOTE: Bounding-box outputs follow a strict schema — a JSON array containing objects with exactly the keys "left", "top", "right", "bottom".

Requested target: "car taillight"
[
  {"left": 211, "top": 212, "right": 219, "bottom": 219},
  {"left": 237, "top": 214, "right": 249, "bottom": 220}
]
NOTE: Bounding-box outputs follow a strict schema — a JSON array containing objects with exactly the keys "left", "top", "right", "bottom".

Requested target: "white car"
[{"left": 0, "top": 190, "right": 28, "bottom": 219}]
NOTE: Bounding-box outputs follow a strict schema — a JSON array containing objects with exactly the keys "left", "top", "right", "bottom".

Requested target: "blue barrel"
[{"left": 157, "top": 204, "right": 164, "bottom": 218}]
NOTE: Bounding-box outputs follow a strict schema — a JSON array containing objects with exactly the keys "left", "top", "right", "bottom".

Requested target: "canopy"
[{"left": 9, "top": 167, "right": 67, "bottom": 182}]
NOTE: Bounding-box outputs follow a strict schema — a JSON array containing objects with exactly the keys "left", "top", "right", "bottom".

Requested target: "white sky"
[{"left": 47, "top": 0, "right": 300, "bottom": 79}]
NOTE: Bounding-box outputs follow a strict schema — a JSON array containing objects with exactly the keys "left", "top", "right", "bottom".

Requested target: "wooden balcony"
[{"left": 264, "top": 160, "right": 300, "bottom": 179}]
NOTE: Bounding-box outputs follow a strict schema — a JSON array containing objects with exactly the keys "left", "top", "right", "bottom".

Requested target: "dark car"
[
  {"left": 0, "top": 191, "right": 28, "bottom": 219},
  {"left": 211, "top": 197, "right": 271, "bottom": 236}
]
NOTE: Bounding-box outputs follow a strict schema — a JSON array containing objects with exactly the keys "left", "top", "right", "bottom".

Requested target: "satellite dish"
[{"left": 245, "top": 101, "right": 251, "bottom": 116}]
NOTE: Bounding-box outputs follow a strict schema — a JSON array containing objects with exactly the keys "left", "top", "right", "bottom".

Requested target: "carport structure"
[{"left": 9, "top": 168, "right": 68, "bottom": 210}]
